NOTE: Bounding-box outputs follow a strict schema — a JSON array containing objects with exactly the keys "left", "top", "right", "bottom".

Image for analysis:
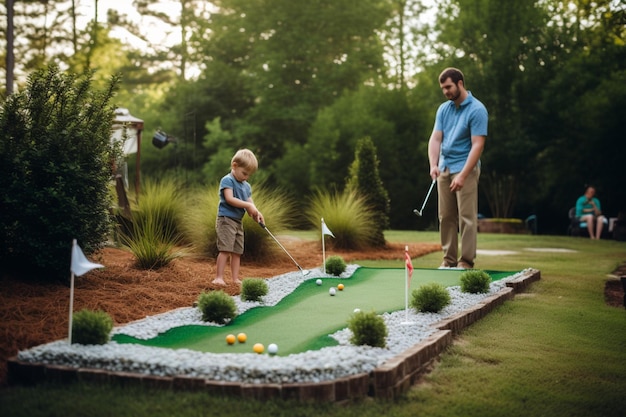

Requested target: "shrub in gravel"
[
  {"left": 411, "top": 282, "right": 451, "bottom": 313},
  {"left": 197, "top": 290, "right": 237, "bottom": 324},
  {"left": 71, "top": 309, "right": 114, "bottom": 345},
  {"left": 460, "top": 270, "right": 491, "bottom": 294},
  {"left": 325, "top": 255, "right": 347, "bottom": 276},
  {"left": 348, "top": 310, "right": 387, "bottom": 348},
  {"left": 241, "top": 278, "right": 268, "bottom": 302}
]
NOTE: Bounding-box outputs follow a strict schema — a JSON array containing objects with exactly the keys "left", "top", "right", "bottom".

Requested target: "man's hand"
[{"left": 450, "top": 174, "right": 465, "bottom": 192}]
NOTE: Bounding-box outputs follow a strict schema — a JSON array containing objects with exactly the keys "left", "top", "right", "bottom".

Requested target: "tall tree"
[{"left": 197, "top": 0, "right": 393, "bottom": 163}]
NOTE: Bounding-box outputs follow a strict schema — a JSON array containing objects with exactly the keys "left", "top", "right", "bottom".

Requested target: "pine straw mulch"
[{"left": 0, "top": 239, "right": 442, "bottom": 387}]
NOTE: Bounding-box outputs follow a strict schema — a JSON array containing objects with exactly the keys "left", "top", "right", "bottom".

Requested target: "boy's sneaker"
[{"left": 438, "top": 261, "right": 456, "bottom": 269}]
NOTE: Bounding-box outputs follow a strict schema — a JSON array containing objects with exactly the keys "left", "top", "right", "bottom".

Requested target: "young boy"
[{"left": 212, "top": 149, "right": 264, "bottom": 286}]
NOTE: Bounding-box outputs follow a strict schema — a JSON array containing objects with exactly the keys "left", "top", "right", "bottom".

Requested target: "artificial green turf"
[{"left": 112, "top": 267, "right": 518, "bottom": 355}]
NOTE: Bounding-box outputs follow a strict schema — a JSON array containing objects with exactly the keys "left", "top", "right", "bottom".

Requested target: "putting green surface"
[{"left": 113, "top": 268, "right": 517, "bottom": 355}]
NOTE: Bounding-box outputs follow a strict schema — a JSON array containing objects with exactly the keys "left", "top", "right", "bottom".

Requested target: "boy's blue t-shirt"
[
  {"left": 434, "top": 91, "right": 488, "bottom": 174},
  {"left": 218, "top": 173, "right": 252, "bottom": 220}
]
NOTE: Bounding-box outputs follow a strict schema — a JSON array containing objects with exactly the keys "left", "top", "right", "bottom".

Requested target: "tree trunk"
[{"left": 5, "top": 0, "right": 15, "bottom": 95}]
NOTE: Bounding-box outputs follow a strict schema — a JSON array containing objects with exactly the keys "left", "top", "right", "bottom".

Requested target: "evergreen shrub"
[
  {"left": 71, "top": 309, "right": 114, "bottom": 345},
  {"left": 411, "top": 282, "right": 451, "bottom": 313},
  {"left": 241, "top": 279, "right": 268, "bottom": 302},
  {"left": 0, "top": 64, "right": 120, "bottom": 281},
  {"left": 460, "top": 270, "right": 492, "bottom": 294},
  {"left": 348, "top": 310, "right": 387, "bottom": 348},
  {"left": 197, "top": 290, "right": 237, "bottom": 324},
  {"left": 346, "top": 136, "right": 390, "bottom": 247}
]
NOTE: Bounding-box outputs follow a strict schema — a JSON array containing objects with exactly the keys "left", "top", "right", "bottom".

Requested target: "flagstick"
[
  {"left": 68, "top": 239, "right": 76, "bottom": 344},
  {"left": 321, "top": 218, "right": 326, "bottom": 274},
  {"left": 402, "top": 245, "right": 414, "bottom": 325}
]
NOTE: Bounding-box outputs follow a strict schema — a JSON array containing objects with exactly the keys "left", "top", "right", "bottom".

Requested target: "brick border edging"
[{"left": 7, "top": 269, "right": 540, "bottom": 402}]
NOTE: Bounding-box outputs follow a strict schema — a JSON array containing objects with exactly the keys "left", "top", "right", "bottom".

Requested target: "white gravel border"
[{"left": 17, "top": 266, "right": 531, "bottom": 384}]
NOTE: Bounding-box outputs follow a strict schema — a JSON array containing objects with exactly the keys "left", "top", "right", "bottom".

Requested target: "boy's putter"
[{"left": 259, "top": 222, "right": 310, "bottom": 276}]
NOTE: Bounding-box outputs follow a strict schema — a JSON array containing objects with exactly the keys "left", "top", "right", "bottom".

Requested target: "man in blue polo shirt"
[{"left": 428, "top": 68, "right": 488, "bottom": 269}]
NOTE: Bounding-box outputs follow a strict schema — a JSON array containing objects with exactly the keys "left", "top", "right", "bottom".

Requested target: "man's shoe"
[
  {"left": 438, "top": 261, "right": 456, "bottom": 269},
  {"left": 457, "top": 260, "right": 473, "bottom": 270}
]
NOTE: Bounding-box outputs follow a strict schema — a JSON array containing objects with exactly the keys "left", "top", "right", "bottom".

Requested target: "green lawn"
[{"left": 2, "top": 231, "right": 625, "bottom": 417}]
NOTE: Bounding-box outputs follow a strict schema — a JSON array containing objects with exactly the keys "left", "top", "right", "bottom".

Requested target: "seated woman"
[{"left": 575, "top": 186, "right": 607, "bottom": 239}]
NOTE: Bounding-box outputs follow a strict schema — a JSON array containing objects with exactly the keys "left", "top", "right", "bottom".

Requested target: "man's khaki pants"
[{"left": 437, "top": 166, "right": 480, "bottom": 267}]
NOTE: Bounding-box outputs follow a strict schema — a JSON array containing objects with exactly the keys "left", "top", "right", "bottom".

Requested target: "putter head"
[
  {"left": 301, "top": 269, "right": 310, "bottom": 276},
  {"left": 413, "top": 209, "right": 422, "bottom": 217}
]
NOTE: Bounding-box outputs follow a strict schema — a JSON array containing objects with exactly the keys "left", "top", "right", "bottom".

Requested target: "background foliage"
[{"left": 1, "top": 0, "right": 625, "bottom": 235}]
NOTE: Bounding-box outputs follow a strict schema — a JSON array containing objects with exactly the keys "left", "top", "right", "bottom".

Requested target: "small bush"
[
  {"left": 71, "top": 309, "right": 114, "bottom": 345},
  {"left": 460, "top": 270, "right": 492, "bottom": 294},
  {"left": 348, "top": 310, "right": 387, "bottom": 348},
  {"left": 411, "top": 283, "right": 451, "bottom": 313},
  {"left": 197, "top": 290, "right": 237, "bottom": 324},
  {"left": 325, "top": 255, "right": 347, "bottom": 276},
  {"left": 241, "top": 278, "right": 268, "bottom": 302}
]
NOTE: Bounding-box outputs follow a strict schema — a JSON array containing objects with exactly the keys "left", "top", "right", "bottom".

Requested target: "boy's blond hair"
[{"left": 231, "top": 149, "right": 258, "bottom": 172}]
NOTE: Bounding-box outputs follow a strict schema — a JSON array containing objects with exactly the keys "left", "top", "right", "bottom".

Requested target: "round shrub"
[
  {"left": 325, "top": 255, "right": 347, "bottom": 276},
  {"left": 411, "top": 282, "right": 451, "bottom": 313},
  {"left": 197, "top": 290, "right": 237, "bottom": 324},
  {"left": 241, "top": 278, "right": 268, "bottom": 302},
  {"left": 71, "top": 309, "right": 114, "bottom": 345},
  {"left": 348, "top": 310, "right": 387, "bottom": 348},
  {"left": 460, "top": 270, "right": 492, "bottom": 294}
]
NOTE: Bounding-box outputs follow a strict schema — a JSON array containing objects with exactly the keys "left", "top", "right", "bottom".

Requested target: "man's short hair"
[{"left": 439, "top": 67, "right": 465, "bottom": 85}]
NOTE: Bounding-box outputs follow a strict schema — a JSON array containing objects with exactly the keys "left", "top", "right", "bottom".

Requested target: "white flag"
[
  {"left": 321, "top": 219, "right": 334, "bottom": 238},
  {"left": 71, "top": 240, "right": 104, "bottom": 276}
]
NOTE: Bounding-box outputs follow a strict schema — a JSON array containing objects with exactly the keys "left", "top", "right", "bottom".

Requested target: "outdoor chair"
[{"left": 568, "top": 207, "right": 608, "bottom": 237}]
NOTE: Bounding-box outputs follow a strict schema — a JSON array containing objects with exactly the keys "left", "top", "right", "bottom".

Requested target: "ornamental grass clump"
[
  {"left": 183, "top": 183, "right": 295, "bottom": 261},
  {"left": 306, "top": 190, "right": 378, "bottom": 250},
  {"left": 460, "top": 270, "right": 492, "bottom": 294},
  {"left": 411, "top": 282, "right": 451, "bottom": 313},
  {"left": 325, "top": 255, "right": 347, "bottom": 276},
  {"left": 241, "top": 278, "right": 268, "bottom": 302},
  {"left": 71, "top": 309, "right": 114, "bottom": 345},
  {"left": 197, "top": 290, "right": 237, "bottom": 324},
  {"left": 120, "top": 179, "right": 185, "bottom": 269},
  {"left": 348, "top": 310, "right": 387, "bottom": 348}
]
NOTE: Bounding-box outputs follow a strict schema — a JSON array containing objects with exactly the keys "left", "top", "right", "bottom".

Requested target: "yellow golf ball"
[
  {"left": 237, "top": 333, "right": 247, "bottom": 343},
  {"left": 337, "top": 283, "right": 345, "bottom": 291},
  {"left": 226, "top": 334, "right": 236, "bottom": 345},
  {"left": 253, "top": 343, "right": 264, "bottom": 354}
]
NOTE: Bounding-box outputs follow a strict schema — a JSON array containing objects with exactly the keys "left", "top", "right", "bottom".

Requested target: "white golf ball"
[
  {"left": 268, "top": 343, "right": 278, "bottom": 355},
  {"left": 316, "top": 279, "right": 322, "bottom": 286},
  {"left": 329, "top": 287, "right": 336, "bottom": 296},
  {"left": 353, "top": 308, "right": 361, "bottom": 313}
]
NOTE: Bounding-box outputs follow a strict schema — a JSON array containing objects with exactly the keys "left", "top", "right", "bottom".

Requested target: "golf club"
[
  {"left": 259, "top": 222, "right": 310, "bottom": 276},
  {"left": 413, "top": 179, "right": 436, "bottom": 217}
]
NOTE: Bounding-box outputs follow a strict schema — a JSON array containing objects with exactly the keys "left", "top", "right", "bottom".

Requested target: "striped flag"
[{"left": 405, "top": 247, "right": 413, "bottom": 287}]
